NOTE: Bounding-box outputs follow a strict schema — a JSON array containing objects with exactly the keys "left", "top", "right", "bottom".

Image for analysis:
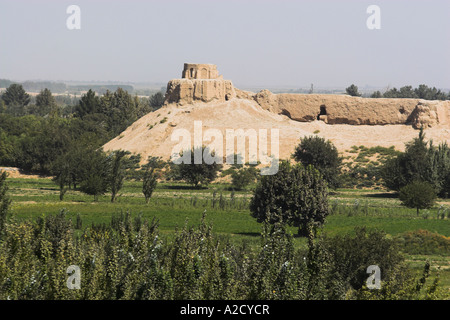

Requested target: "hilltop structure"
[
  {"left": 181, "top": 63, "right": 222, "bottom": 80},
  {"left": 164, "top": 63, "right": 235, "bottom": 105},
  {"left": 164, "top": 63, "right": 449, "bottom": 129},
  {"left": 103, "top": 63, "right": 449, "bottom": 163}
]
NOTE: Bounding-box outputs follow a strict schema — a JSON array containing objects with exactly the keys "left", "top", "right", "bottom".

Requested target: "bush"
[
  {"left": 395, "top": 230, "right": 450, "bottom": 255},
  {"left": 0, "top": 212, "right": 445, "bottom": 300},
  {"left": 231, "top": 167, "right": 257, "bottom": 190},
  {"left": 321, "top": 227, "right": 405, "bottom": 291},
  {"left": 173, "top": 146, "right": 222, "bottom": 188},
  {"left": 250, "top": 161, "right": 329, "bottom": 237},
  {"left": 381, "top": 130, "right": 450, "bottom": 197},
  {"left": 292, "top": 135, "right": 342, "bottom": 189},
  {"left": 399, "top": 181, "right": 437, "bottom": 216}
]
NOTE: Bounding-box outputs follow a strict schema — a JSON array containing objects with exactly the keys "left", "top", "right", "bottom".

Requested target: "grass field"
[{"left": 5, "top": 177, "right": 450, "bottom": 293}]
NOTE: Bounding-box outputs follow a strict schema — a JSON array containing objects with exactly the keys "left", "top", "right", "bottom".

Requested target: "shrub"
[
  {"left": 292, "top": 135, "right": 342, "bottom": 189},
  {"left": 395, "top": 230, "right": 450, "bottom": 255},
  {"left": 231, "top": 167, "right": 257, "bottom": 190},
  {"left": 250, "top": 161, "right": 329, "bottom": 237},
  {"left": 399, "top": 181, "right": 437, "bottom": 216},
  {"left": 0, "top": 212, "right": 445, "bottom": 300},
  {"left": 173, "top": 146, "right": 222, "bottom": 188}
]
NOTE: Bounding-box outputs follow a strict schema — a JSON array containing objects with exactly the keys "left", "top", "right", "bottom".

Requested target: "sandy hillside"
[{"left": 103, "top": 98, "right": 450, "bottom": 163}]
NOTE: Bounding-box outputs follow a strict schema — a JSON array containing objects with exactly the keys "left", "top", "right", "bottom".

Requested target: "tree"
[
  {"left": 381, "top": 129, "right": 450, "bottom": 197},
  {"left": 415, "top": 84, "right": 448, "bottom": 100},
  {"left": 142, "top": 167, "right": 158, "bottom": 204},
  {"left": 399, "top": 181, "right": 437, "bottom": 216},
  {"left": 107, "top": 150, "right": 128, "bottom": 203},
  {"left": 231, "top": 167, "right": 257, "bottom": 190},
  {"left": 79, "top": 150, "right": 109, "bottom": 201},
  {"left": 0, "top": 100, "right": 6, "bottom": 113},
  {"left": 35, "top": 88, "right": 57, "bottom": 116},
  {"left": 102, "top": 88, "right": 138, "bottom": 137},
  {"left": 250, "top": 161, "right": 329, "bottom": 237},
  {"left": 175, "top": 146, "right": 222, "bottom": 188},
  {"left": 74, "top": 89, "right": 101, "bottom": 119},
  {"left": 0, "top": 171, "right": 11, "bottom": 236},
  {"left": 370, "top": 90, "right": 382, "bottom": 98},
  {"left": 51, "top": 153, "right": 72, "bottom": 201},
  {"left": 345, "top": 84, "right": 361, "bottom": 97},
  {"left": 292, "top": 135, "right": 342, "bottom": 189},
  {"left": 1, "top": 84, "right": 30, "bottom": 116},
  {"left": 149, "top": 91, "right": 165, "bottom": 109}
]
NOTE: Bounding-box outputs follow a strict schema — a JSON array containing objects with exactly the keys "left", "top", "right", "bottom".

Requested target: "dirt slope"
[{"left": 103, "top": 98, "right": 450, "bottom": 163}]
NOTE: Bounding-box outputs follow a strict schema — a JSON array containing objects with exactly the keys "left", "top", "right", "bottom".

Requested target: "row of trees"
[
  {"left": 0, "top": 84, "right": 165, "bottom": 125},
  {"left": 0, "top": 85, "right": 164, "bottom": 173},
  {"left": 52, "top": 147, "right": 159, "bottom": 203},
  {"left": 345, "top": 83, "right": 450, "bottom": 100}
]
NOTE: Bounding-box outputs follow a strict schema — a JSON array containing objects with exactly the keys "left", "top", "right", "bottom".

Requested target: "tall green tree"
[
  {"left": 142, "top": 167, "right": 158, "bottom": 204},
  {"left": 51, "top": 153, "right": 72, "bottom": 201},
  {"left": 101, "top": 88, "right": 138, "bottom": 137},
  {"left": 79, "top": 150, "right": 109, "bottom": 201},
  {"left": 34, "top": 88, "right": 57, "bottom": 116},
  {"left": 382, "top": 129, "right": 450, "bottom": 197},
  {"left": 250, "top": 161, "right": 329, "bottom": 238},
  {"left": 107, "top": 150, "right": 129, "bottom": 203},
  {"left": 74, "top": 89, "right": 101, "bottom": 119},
  {"left": 1, "top": 84, "right": 30, "bottom": 116},
  {"left": 149, "top": 91, "right": 165, "bottom": 109}
]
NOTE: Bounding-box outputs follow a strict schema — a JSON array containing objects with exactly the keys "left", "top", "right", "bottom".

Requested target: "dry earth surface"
[{"left": 103, "top": 98, "right": 450, "bottom": 164}]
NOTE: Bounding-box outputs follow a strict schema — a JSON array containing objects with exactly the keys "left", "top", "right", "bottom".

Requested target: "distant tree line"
[
  {"left": 0, "top": 83, "right": 164, "bottom": 119},
  {"left": 0, "top": 83, "right": 165, "bottom": 172},
  {"left": 345, "top": 84, "right": 449, "bottom": 100},
  {"left": 371, "top": 84, "right": 450, "bottom": 100}
]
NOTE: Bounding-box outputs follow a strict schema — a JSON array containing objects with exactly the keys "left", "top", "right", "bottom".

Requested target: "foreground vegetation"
[
  {"left": 0, "top": 208, "right": 446, "bottom": 300},
  {"left": 2, "top": 177, "right": 449, "bottom": 299}
]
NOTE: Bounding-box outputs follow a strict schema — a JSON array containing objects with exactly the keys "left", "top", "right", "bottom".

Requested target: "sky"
[{"left": 0, "top": 0, "right": 449, "bottom": 89}]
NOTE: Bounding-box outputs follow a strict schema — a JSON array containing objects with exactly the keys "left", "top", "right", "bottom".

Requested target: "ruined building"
[
  {"left": 164, "top": 63, "right": 449, "bottom": 129},
  {"left": 164, "top": 63, "right": 235, "bottom": 105}
]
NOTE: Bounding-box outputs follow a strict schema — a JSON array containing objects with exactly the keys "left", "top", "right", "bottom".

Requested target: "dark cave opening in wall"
[{"left": 317, "top": 105, "right": 327, "bottom": 120}]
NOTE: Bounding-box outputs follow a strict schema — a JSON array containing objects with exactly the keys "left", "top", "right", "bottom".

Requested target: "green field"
[{"left": 6, "top": 177, "right": 450, "bottom": 293}]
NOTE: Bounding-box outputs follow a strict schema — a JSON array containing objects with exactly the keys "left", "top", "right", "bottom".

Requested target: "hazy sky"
[{"left": 0, "top": 0, "right": 449, "bottom": 89}]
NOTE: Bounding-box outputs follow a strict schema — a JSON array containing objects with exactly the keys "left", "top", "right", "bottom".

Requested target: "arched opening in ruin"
[
  {"left": 190, "top": 68, "right": 194, "bottom": 78},
  {"left": 200, "top": 68, "right": 208, "bottom": 78},
  {"left": 317, "top": 105, "right": 327, "bottom": 120}
]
